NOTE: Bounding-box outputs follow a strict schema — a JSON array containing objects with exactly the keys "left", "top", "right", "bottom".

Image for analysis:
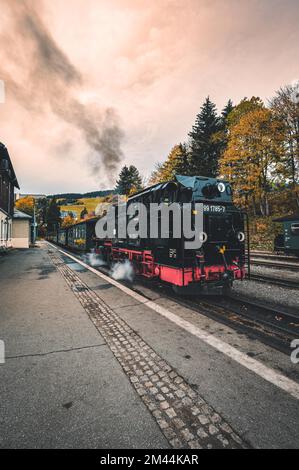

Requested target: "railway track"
[
  {"left": 250, "top": 251, "right": 299, "bottom": 272},
  {"left": 50, "top": 243, "right": 298, "bottom": 355},
  {"left": 248, "top": 273, "right": 299, "bottom": 289},
  {"left": 160, "top": 292, "right": 299, "bottom": 356},
  {"left": 250, "top": 259, "right": 299, "bottom": 271},
  {"left": 250, "top": 251, "right": 299, "bottom": 263}
]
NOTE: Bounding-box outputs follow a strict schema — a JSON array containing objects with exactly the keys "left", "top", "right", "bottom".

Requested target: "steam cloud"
[
  {"left": 0, "top": 0, "right": 124, "bottom": 178},
  {"left": 110, "top": 260, "right": 134, "bottom": 282},
  {"left": 82, "top": 252, "right": 106, "bottom": 267}
]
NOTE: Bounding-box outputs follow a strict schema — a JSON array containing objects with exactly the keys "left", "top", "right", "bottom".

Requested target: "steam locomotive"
[{"left": 49, "top": 175, "right": 248, "bottom": 294}]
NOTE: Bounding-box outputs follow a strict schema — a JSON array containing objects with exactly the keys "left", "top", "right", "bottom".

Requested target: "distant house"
[
  {"left": 0, "top": 143, "right": 20, "bottom": 250},
  {"left": 12, "top": 209, "right": 32, "bottom": 248},
  {"left": 60, "top": 210, "right": 78, "bottom": 219},
  {"left": 15, "top": 193, "right": 46, "bottom": 201}
]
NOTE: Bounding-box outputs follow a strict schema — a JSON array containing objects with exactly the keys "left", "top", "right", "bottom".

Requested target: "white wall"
[
  {"left": 0, "top": 209, "right": 12, "bottom": 248},
  {"left": 12, "top": 219, "right": 30, "bottom": 249}
]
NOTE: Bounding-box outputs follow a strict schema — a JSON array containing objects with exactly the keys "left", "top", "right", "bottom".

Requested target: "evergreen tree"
[
  {"left": 188, "top": 97, "right": 221, "bottom": 177},
  {"left": 115, "top": 165, "right": 143, "bottom": 196},
  {"left": 216, "top": 99, "right": 234, "bottom": 155},
  {"left": 46, "top": 197, "right": 61, "bottom": 233},
  {"left": 80, "top": 207, "right": 88, "bottom": 219},
  {"left": 221, "top": 99, "right": 234, "bottom": 126}
]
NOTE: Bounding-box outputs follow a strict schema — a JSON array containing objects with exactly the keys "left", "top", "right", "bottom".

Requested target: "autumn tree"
[
  {"left": 227, "top": 97, "right": 264, "bottom": 127},
  {"left": 270, "top": 83, "right": 299, "bottom": 206},
  {"left": 115, "top": 165, "right": 143, "bottom": 196},
  {"left": 15, "top": 196, "right": 34, "bottom": 216},
  {"left": 46, "top": 197, "right": 61, "bottom": 233},
  {"left": 62, "top": 214, "right": 75, "bottom": 228},
  {"left": 220, "top": 106, "right": 286, "bottom": 216},
  {"left": 188, "top": 97, "right": 221, "bottom": 177},
  {"left": 149, "top": 144, "right": 190, "bottom": 184}
]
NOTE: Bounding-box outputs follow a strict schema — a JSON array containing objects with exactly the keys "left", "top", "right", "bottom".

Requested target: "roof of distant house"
[{"left": 13, "top": 209, "right": 32, "bottom": 220}]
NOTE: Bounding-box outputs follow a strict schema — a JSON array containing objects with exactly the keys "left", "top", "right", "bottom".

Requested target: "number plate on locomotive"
[{"left": 203, "top": 205, "right": 226, "bottom": 213}]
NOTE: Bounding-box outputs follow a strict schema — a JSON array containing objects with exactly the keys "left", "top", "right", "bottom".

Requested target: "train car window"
[{"left": 291, "top": 223, "right": 299, "bottom": 235}]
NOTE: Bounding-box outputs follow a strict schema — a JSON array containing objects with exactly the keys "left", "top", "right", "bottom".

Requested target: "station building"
[
  {"left": 0, "top": 143, "right": 20, "bottom": 251},
  {"left": 12, "top": 209, "right": 32, "bottom": 248}
]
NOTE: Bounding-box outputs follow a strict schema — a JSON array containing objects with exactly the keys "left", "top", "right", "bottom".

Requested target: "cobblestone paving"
[{"left": 48, "top": 248, "right": 247, "bottom": 449}]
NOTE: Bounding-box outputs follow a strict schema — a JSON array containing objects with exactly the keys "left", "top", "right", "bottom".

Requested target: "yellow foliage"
[{"left": 15, "top": 196, "right": 34, "bottom": 216}]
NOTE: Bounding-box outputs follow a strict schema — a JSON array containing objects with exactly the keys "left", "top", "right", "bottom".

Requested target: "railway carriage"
[
  {"left": 67, "top": 218, "right": 98, "bottom": 252},
  {"left": 57, "top": 228, "right": 68, "bottom": 246},
  {"left": 273, "top": 214, "right": 299, "bottom": 257}
]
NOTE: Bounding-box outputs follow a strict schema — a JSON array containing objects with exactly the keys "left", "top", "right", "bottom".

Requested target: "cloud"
[
  {"left": 0, "top": 0, "right": 298, "bottom": 193},
  {"left": 0, "top": 0, "right": 124, "bottom": 181}
]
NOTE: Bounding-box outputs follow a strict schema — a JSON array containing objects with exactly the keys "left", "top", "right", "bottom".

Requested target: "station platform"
[{"left": 0, "top": 243, "right": 298, "bottom": 449}]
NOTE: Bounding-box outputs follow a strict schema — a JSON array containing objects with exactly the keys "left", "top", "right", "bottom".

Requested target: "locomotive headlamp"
[
  {"left": 217, "top": 182, "right": 226, "bottom": 193},
  {"left": 199, "top": 232, "right": 208, "bottom": 243},
  {"left": 237, "top": 231, "right": 245, "bottom": 242}
]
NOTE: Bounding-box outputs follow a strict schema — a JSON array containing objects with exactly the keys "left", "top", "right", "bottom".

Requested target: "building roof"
[
  {"left": 13, "top": 209, "right": 32, "bottom": 220},
  {"left": 273, "top": 214, "right": 299, "bottom": 223},
  {"left": 0, "top": 142, "right": 20, "bottom": 189}
]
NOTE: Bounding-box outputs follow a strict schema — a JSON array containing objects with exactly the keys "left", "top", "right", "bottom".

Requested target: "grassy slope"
[{"left": 59, "top": 197, "right": 103, "bottom": 217}]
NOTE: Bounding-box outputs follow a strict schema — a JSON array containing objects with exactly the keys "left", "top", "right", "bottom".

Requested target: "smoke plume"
[{"left": 0, "top": 0, "right": 124, "bottom": 178}]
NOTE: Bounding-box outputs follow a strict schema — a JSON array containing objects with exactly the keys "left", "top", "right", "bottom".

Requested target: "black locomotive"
[{"left": 49, "top": 175, "right": 248, "bottom": 294}]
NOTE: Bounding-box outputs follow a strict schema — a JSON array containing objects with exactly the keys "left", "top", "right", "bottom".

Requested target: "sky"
[{"left": 0, "top": 0, "right": 298, "bottom": 194}]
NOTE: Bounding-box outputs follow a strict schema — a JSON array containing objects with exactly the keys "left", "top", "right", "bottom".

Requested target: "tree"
[
  {"left": 270, "top": 83, "right": 299, "bottom": 206},
  {"left": 221, "top": 99, "right": 234, "bottom": 123},
  {"left": 227, "top": 97, "right": 264, "bottom": 127},
  {"left": 188, "top": 97, "right": 221, "bottom": 177},
  {"left": 115, "top": 165, "right": 143, "bottom": 196},
  {"left": 62, "top": 214, "right": 75, "bottom": 228},
  {"left": 80, "top": 207, "right": 88, "bottom": 220},
  {"left": 149, "top": 143, "right": 190, "bottom": 184},
  {"left": 213, "top": 100, "right": 234, "bottom": 157},
  {"left": 15, "top": 196, "right": 34, "bottom": 216},
  {"left": 46, "top": 197, "right": 61, "bottom": 233},
  {"left": 149, "top": 162, "right": 164, "bottom": 185},
  {"left": 220, "top": 107, "right": 286, "bottom": 216}
]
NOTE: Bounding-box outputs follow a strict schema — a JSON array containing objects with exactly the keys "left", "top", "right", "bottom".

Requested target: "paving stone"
[
  {"left": 48, "top": 250, "right": 246, "bottom": 451},
  {"left": 181, "top": 428, "right": 195, "bottom": 442},
  {"left": 157, "top": 419, "right": 169, "bottom": 430},
  {"left": 175, "top": 389, "right": 185, "bottom": 399},
  {"left": 198, "top": 415, "right": 210, "bottom": 426},
  {"left": 160, "top": 401, "right": 170, "bottom": 410},
  {"left": 197, "top": 428, "right": 208, "bottom": 439},
  {"left": 173, "top": 418, "right": 185, "bottom": 429},
  {"left": 165, "top": 408, "right": 177, "bottom": 419},
  {"left": 189, "top": 440, "right": 202, "bottom": 449},
  {"left": 208, "top": 424, "right": 218, "bottom": 435}
]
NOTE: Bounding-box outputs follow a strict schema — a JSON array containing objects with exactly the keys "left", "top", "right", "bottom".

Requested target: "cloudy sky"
[{"left": 0, "top": 0, "right": 298, "bottom": 194}]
